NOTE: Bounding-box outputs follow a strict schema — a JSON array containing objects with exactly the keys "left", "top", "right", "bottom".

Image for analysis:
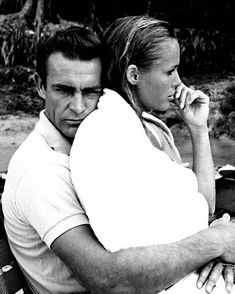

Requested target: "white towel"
[{"left": 70, "top": 89, "right": 227, "bottom": 293}]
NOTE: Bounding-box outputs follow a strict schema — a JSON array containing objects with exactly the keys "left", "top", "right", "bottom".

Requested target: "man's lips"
[{"left": 65, "top": 119, "right": 84, "bottom": 125}]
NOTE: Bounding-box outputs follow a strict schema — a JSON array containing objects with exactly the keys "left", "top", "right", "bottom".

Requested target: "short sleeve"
[{"left": 16, "top": 162, "right": 89, "bottom": 247}]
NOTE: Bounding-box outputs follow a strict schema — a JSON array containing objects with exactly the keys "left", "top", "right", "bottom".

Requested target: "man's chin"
[{"left": 62, "top": 128, "right": 78, "bottom": 142}]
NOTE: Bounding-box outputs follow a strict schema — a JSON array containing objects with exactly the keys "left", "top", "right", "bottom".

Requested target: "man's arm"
[
  {"left": 197, "top": 215, "right": 235, "bottom": 294},
  {"left": 51, "top": 218, "right": 235, "bottom": 294}
]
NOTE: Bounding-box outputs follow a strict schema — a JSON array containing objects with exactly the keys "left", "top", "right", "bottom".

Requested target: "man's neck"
[{"left": 44, "top": 111, "right": 74, "bottom": 145}]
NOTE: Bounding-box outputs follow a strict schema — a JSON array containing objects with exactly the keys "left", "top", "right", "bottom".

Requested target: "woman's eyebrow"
[{"left": 170, "top": 64, "right": 179, "bottom": 70}]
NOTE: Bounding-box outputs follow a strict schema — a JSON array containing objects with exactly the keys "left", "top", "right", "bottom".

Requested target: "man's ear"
[
  {"left": 126, "top": 64, "right": 139, "bottom": 85},
  {"left": 34, "top": 73, "right": 46, "bottom": 100}
]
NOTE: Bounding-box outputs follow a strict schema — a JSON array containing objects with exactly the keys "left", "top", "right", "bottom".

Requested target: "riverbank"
[
  {"left": 0, "top": 114, "right": 38, "bottom": 172},
  {"left": 173, "top": 131, "right": 235, "bottom": 167},
  {"left": 0, "top": 112, "right": 234, "bottom": 173}
]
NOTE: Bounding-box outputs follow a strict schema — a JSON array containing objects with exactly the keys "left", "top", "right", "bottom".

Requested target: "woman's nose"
[{"left": 173, "top": 71, "right": 181, "bottom": 88}]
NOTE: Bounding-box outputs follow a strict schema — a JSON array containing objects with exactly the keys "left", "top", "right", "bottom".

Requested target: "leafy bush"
[
  {"left": 0, "top": 22, "right": 37, "bottom": 67},
  {"left": 0, "top": 65, "right": 44, "bottom": 115},
  {"left": 0, "top": 20, "right": 86, "bottom": 68},
  {"left": 176, "top": 28, "right": 233, "bottom": 73},
  {"left": 0, "top": 21, "right": 234, "bottom": 74}
]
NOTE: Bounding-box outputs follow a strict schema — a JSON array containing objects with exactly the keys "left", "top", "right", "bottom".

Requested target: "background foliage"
[
  {"left": 0, "top": 0, "right": 234, "bottom": 139},
  {"left": 0, "top": 0, "right": 234, "bottom": 73}
]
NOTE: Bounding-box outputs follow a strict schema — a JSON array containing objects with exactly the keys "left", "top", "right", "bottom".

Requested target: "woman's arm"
[
  {"left": 189, "top": 125, "right": 215, "bottom": 215},
  {"left": 175, "top": 84, "right": 215, "bottom": 215}
]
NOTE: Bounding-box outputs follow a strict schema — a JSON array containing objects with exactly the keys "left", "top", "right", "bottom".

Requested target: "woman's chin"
[
  {"left": 158, "top": 104, "right": 170, "bottom": 113},
  {"left": 145, "top": 103, "right": 170, "bottom": 114}
]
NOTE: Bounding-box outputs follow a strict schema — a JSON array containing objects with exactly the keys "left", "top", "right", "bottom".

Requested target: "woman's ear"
[
  {"left": 126, "top": 64, "right": 139, "bottom": 85},
  {"left": 34, "top": 73, "right": 46, "bottom": 100}
]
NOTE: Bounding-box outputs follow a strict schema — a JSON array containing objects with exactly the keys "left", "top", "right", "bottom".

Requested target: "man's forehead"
[
  {"left": 47, "top": 52, "right": 101, "bottom": 70},
  {"left": 47, "top": 53, "right": 102, "bottom": 87}
]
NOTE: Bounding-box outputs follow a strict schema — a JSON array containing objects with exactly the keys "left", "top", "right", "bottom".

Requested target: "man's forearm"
[
  {"left": 189, "top": 126, "right": 215, "bottom": 215},
  {"left": 105, "top": 227, "right": 223, "bottom": 294},
  {"left": 53, "top": 220, "right": 235, "bottom": 294}
]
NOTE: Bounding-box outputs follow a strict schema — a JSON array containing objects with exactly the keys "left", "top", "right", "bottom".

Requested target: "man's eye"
[
  {"left": 56, "top": 87, "right": 75, "bottom": 95},
  {"left": 83, "top": 89, "right": 103, "bottom": 97}
]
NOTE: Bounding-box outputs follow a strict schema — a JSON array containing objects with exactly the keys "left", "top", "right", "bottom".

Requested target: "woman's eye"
[{"left": 167, "top": 70, "right": 174, "bottom": 76}]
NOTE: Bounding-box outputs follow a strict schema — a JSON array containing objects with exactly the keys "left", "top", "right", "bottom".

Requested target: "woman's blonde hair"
[{"left": 102, "top": 15, "right": 176, "bottom": 114}]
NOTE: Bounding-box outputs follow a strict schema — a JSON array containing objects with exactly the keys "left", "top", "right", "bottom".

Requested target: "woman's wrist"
[{"left": 187, "top": 124, "right": 209, "bottom": 138}]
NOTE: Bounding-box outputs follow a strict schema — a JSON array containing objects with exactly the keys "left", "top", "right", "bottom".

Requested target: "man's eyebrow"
[{"left": 82, "top": 86, "right": 103, "bottom": 92}]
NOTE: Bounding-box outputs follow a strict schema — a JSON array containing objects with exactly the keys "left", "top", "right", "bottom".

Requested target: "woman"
[{"left": 70, "top": 16, "right": 230, "bottom": 293}]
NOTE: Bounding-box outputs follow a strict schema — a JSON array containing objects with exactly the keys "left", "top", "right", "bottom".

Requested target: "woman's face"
[{"left": 135, "top": 38, "right": 181, "bottom": 113}]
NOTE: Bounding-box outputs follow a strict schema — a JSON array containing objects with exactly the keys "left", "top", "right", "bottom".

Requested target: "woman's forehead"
[{"left": 155, "top": 39, "right": 180, "bottom": 63}]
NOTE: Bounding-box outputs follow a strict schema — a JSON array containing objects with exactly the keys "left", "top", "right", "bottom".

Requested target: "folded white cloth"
[
  {"left": 142, "top": 111, "right": 181, "bottom": 162},
  {"left": 71, "top": 88, "right": 208, "bottom": 249},
  {"left": 70, "top": 89, "right": 228, "bottom": 293}
]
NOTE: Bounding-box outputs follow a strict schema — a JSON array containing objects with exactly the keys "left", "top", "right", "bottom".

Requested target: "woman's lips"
[{"left": 168, "top": 95, "right": 175, "bottom": 102}]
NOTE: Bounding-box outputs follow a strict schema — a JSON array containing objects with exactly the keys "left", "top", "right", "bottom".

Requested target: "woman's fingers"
[
  {"left": 175, "top": 84, "right": 190, "bottom": 109},
  {"left": 174, "top": 83, "right": 183, "bottom": 99},
  {"left": 174, "top": 84, "right": 209, "bottom": 111}
]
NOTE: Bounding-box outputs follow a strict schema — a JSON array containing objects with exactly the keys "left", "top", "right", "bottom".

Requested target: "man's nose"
[{"left": 70, "top": 92, "right": 85, "bottom": 113}]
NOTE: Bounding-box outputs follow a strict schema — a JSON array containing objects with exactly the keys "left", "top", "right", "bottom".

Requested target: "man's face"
[{"left": 38, "top": 52, "right": 102, "bottom": 140}]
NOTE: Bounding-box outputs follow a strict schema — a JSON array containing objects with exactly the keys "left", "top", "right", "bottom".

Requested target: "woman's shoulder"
[
  {"left": 99, "top": 88, "right": 134, "bottom": 114},
  {"left": 74, "top": 89, "right": 147, "bottom": 149},
  {"left": 80, "top": 89, "right": 142, "bottom": 131}
]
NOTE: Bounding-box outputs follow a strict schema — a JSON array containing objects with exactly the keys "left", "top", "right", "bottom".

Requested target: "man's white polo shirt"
[{"left": 2, "top": 111, "right": 89, "bottom": 293}]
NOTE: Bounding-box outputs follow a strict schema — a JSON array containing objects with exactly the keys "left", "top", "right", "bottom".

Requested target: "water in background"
[{"left": 175, "top": 136, "right": 235, "bottom": 168}]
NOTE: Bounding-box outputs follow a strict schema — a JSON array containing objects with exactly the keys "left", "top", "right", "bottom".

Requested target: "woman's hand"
[{"left": 174, "top": 83, "right": 210, "bottom": 129}]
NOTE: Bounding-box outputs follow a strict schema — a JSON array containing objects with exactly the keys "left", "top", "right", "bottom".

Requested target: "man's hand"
[
  {"left": 197, "top": 261, "right": 234, "bottom": 293},
  {"left": 210, "top": 214, "right": 235, "bottom": 264},
  {"left": 197, "top": 261, "right": 222, "bottom": 293},
  {"left": 197, "top": 214, "right": 235, "bottom": 293}
]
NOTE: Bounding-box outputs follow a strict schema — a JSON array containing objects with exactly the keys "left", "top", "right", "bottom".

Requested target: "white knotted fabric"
[
  {"left": 142, "top": 111, "right": 181, "bottom": 162},
  {"left": 70, "top": 89, "right": 228, "bottom": 293}
]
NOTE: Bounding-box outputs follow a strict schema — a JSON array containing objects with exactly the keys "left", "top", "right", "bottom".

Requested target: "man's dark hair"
[{"left": 36, "top": 26, "right": 102, "bottom": 86}]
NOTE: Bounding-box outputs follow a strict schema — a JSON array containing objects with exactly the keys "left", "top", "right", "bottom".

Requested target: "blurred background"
[
  {"left": 0, "top": 0, "right": 234, "bottom": 171},
  {"left": 0, "top": 0, "right": 234, "bottom": 73}
]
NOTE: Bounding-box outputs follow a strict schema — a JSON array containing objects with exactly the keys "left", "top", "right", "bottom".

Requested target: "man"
[{"left": 2, "top": 26, "right": 235, "bottom": 294}]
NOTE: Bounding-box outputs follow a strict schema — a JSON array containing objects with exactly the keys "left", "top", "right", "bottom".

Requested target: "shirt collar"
[{"left": 35, "top": 110, "right": 71, "bottom": 155}]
